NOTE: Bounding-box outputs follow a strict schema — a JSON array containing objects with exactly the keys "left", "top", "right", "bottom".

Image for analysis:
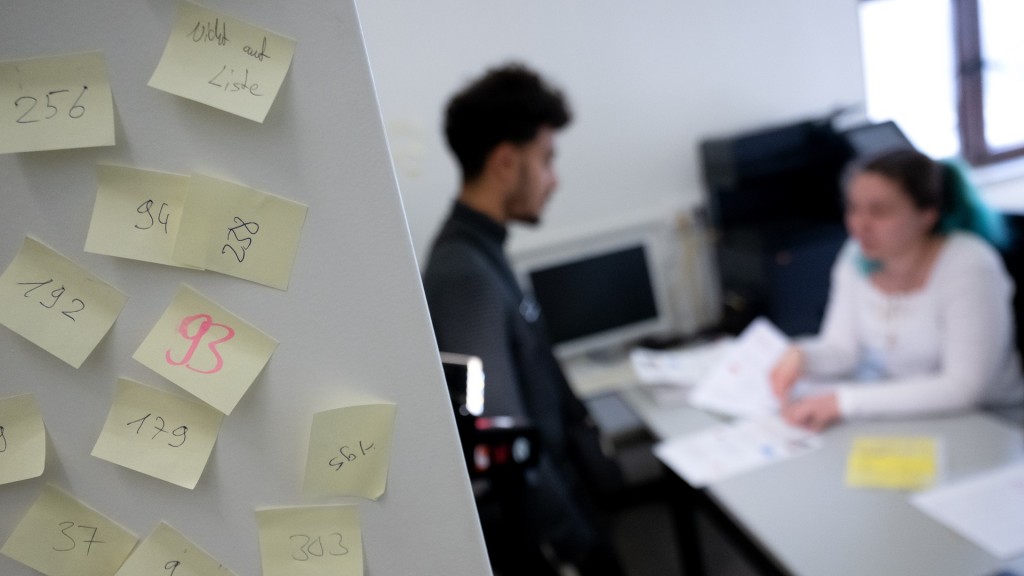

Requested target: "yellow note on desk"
[{"left": 845, "top": 436, "right": 941, "bottom": 490}]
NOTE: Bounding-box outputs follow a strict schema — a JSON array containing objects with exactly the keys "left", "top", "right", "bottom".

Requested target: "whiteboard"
[{"left": 0, "top": 1, "right": 490, "bottom": 574}]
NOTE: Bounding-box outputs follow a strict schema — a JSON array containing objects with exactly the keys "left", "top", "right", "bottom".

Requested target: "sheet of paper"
[
  {"left": 85, "top": 165, "right": 195, "bottom": 268},
  {"left": 687, "top": 317, "right": 789, "bottom": 417},
  {"left": 845, "top": 436, "right": 942, "bottom": 490},
  {"left": 148, "top": 0, "right": 296, "bottom": 123},
  {"left": 256, "top": 505, "right": 362, "bottom": 576},
  {"left": 303, "top": 403, "right": 397, "bottom": 500},
  {"left": 0, "top": 52, "right": 115, "bottom": 154},
  {"left": 0, "top": 393, "right": 46, "bottom": 485},
  {"left": 911, "top": 461, "right": 1024, "bottom": 559},
  {"left": 0, "top": 236, "right": 129, "bottom": 368},
  {"left": 91, "top": 378, "right": 224, "bottom": 489},
  {"left": 115, "top": 522, "right": 237, "bottom": 576},
  {"left": 653, "top": 416, "right": 822, "bottom": 487},
  {"left": 630, "top": 339, "right": 731, "bottom": 387},
  {"left": 0, "top": 484, "right": 137, "bottom": 576},
  {"left": 133, "top": 284, "right": 278, "bottom": 414},
  {"left": 172, "top": 174, "right": 308, "bottom": 290}
]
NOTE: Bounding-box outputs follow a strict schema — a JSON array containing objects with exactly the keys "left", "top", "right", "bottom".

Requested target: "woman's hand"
[
  {"left": 770, "top": 346, "right": 804, "bottom": 401},
  {"left": 781, "top": 393, "right": 840, "bottom": 432}
]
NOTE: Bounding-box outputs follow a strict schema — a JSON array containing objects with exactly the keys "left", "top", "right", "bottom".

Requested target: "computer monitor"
[
  {"left": 842, "top": 120, "right": 916, "bottom": 158},
  {"left": 512, "top": 227, "right": 673, "bottom": 359}
]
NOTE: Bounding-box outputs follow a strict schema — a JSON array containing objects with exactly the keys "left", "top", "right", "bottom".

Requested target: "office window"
[{"left": 859, "top": 0, "right": 1024, "bottom": 165}]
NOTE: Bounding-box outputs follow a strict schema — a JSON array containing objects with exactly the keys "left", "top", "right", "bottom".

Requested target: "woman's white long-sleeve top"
[{"left": 798, "top": 232, "right": 1024, "bottom": 418}]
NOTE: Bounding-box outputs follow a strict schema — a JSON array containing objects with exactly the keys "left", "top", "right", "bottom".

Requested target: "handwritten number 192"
[
  {"left": 17, "top": 279, "right": 85, "bottom": 321},
  {"left": 14, "top": 86, "right": 88, "bottom": 124}
]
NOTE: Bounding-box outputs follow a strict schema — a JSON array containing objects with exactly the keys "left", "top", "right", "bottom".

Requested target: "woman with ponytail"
[{"left": 770, "top": 148, "right": 1023, "bottom": 431}]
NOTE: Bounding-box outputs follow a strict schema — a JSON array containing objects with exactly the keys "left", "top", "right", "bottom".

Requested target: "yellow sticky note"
[
  {"left": 115, "top": 522, "right": 236, "bottom": 576},
  {"left": 303, "top": 404, "right": 397, "bottom": 500},
  {"left": 132, "top": 284, "right": 277, "bottom": 414},
  {"left": 0, "top": 393, "right": 46, "bottom": 486},
  {"left": 85, "top": 165, "right": 196, "bottom": 269},
  {"left": 0, "top": 236, "right": 128, "bottom": 368},
  {"left": 148, "top": 1, "right": 296, "bottom": 123},
  {"left": 172, "top": 174, "right": 307, "bottom": 290},
  {"left": 0, "top": 52, "right": 115, "bottom": 154},
  {"left": 92, "top": 378, "right": 224, "bottom": 489},
  {"left": 256, "top": 506, "right": 362, "bottom": 576},
  {"left": 845, "top": 436, "right": 940, "bottom": 490},
  {"left": 1, "top": 484, "right": 137, "bottom": 576}
]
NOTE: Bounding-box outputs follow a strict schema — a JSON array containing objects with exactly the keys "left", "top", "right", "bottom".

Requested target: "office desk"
[
  {"left": 616, "top": 383, "right": 1024, "bottom": 576},
  {"left": 708, "top": 413, "right": 1023, "bottom": 576}
]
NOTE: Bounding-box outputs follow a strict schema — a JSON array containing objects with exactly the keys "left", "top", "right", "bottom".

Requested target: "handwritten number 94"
[
  {"left": 126, "top": 413, "right": 188, "bottom": 448},
  {"left": 0, "top": 426, "right": 6, "bottom": 453},
  {"left": 17, "top": 279, "right": 85, "bottom": 321},
  {"left": 14, "top": 86, "right": 88, "bottom": 124},
  {"left": 136, "top": 200, "right": 170, "bottom": 234},
  {"left": 165, "top": 560, "right": 181, "bottom": 575}
]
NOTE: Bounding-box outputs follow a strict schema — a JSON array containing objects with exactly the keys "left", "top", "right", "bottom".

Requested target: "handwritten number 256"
[{"left": 15, "top": 86, "right": 88, "bottom": 124}]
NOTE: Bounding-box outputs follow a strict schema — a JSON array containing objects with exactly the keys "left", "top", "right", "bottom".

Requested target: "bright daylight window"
[{"left": 859, "top": 0, "right": 1024, "bottom": 166}]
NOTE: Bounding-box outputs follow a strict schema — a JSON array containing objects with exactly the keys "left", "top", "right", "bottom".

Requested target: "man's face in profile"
[{"left": 506, "top": 126, "right": 559, "bottom": 225}]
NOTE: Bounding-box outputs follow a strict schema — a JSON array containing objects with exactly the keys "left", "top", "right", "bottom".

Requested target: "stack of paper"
[
  {"left": 687, "top": 318, "right": 790, "bottom": 418},
  {"left": 629, "top": 339, "right": 731, "bottom": 405},
  {"left": 911, "top": 461, "right": 1024, "bottom": 559},
  {"left": 653, "top": 416, "right": 822, "bottom": 487}
]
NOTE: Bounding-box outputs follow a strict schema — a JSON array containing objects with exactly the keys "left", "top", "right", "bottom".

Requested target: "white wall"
[{"left": 355, "top": 1, "right": 866, "bottom": 334}]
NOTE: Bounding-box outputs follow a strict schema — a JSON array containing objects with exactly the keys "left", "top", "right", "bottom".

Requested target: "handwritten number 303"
[
  {"left": 290, "top": 533, "right": 349, "bottom": 561},
  {"left": 15, "top": 86, "right": 88, "bottom": 124}
]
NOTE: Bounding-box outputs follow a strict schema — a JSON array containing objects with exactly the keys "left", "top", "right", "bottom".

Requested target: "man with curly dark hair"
[{"left": 423, "top": 63, "right": 626, "bottom": 576}]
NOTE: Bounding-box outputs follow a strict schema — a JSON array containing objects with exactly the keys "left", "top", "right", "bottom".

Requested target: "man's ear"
[{"left": 485, "top": 142, "right": 521, "bottom": 184}]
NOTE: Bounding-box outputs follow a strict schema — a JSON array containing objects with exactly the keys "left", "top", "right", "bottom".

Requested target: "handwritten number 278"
[{"left": 222, "top": 217, "right": 259, "bottom": 262}]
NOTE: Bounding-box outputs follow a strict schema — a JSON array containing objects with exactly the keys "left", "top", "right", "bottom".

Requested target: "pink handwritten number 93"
[{"left": 165, "top": 313, "right": 235, "bottom": 374}]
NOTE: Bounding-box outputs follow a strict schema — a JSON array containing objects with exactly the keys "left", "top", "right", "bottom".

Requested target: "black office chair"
[{"left": 439, "top": 353, "right": 556, "bottom": 575}]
